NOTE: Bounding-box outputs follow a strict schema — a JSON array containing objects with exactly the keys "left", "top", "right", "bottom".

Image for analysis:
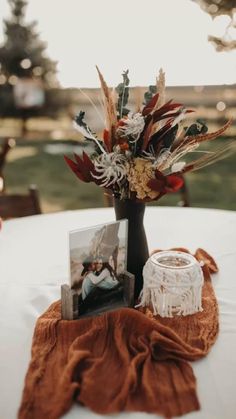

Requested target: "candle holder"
[{"left": 138, "top": 250, "right": 204, "bottom": 317}]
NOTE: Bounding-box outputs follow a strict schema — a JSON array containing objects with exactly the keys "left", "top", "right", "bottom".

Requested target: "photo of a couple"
[
  {"left": 79, "top": 256, "right": 119, "bottom": 300},
  {"left": 69, "top": 220, "right": 127, "bottom": 315}
]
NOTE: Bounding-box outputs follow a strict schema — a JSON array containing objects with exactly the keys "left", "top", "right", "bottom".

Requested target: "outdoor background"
[{"left": 0, "top": 0, "right": 236, "bottom": 212}]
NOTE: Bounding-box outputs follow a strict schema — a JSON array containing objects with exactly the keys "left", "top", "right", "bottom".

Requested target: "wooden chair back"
[
  {"left": 103, "top": 189, "right": 113, "bottom": 207},
  {"left": 0, "top": 138, "right": 16, "bottom": 193},
  {"left": 178, "top": 176, "right": 190, "bottom": 207},
  {"left": 0, "top": 185, "right": 42, "bottom": 219}
]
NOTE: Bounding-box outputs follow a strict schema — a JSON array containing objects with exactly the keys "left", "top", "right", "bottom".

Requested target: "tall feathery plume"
[
  {"left": 151, "top": 68, "right": 166, "bottom": 136},
  {"left": 155, "top": 68, "right": 166, "bottom": 110},
  {"left": 134, "top": 86, "right": 143, "bottom": 113},
  {"left": 78, "top": 87, "right": 104, "bottom": 126},
  {"left": 96, "top": 66, "right": 117, "bottom": 146},
  {"left": 111, "top": 87, "right": 117, "bottom": 112}
]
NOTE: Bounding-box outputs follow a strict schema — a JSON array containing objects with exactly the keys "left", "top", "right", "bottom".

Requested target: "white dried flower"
[
  {"left": 154, "top": 150, "right": 172, "bottom": 171},
  {"left": 92, "top": 153, "right": 128, "bottom": 187},
  {"left": 154, "top": 143, "right": 197, "bottom": 173},
  {"left": 171, "top": 107, "right": 187, "bottom": 128},
  {"left": 117, "top": 112, "right": 145, "bottom": 142},
  {"left": 72, "top": 120, "right": 106, "bottom": 154},
  {"left": 171, "top": 161, "right": 186, "bottom": 173}
]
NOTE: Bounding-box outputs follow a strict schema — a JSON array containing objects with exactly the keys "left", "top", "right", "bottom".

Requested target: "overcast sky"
[{"left": 1, "top": 0, "right": 236, "bottom": 87}]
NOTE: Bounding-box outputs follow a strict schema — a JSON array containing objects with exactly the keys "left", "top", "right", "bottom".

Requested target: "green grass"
[{"left": 4, "top": 138, "right": 236, "bottom": 213}]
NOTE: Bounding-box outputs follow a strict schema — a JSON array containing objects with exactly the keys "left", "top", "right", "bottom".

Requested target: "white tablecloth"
[{"left": 0, "top": 207, "right": 236, "bottom": 419}]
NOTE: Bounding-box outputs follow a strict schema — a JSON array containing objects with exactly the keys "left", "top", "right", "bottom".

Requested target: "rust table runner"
[{"left": 19, "top": 249, "right": 219, "bottom": 419}]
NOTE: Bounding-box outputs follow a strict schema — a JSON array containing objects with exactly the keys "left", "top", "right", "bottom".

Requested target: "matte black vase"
[{"left": 114, "top": 198, "right": 149, "bottom": 299}]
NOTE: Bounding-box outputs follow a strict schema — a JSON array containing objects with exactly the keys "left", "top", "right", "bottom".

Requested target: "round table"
[{"left": 0, "top": 207, "right": 236, "bottom": 419}]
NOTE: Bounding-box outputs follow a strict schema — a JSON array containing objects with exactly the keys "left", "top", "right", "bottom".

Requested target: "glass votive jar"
[{"left": 138, "top": 250, "right": 204, "bottom": 317}]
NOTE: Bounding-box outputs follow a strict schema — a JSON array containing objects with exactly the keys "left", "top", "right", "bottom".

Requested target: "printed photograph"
[{"left": 69, "top": 219, "right": 128, "bottom": 315}]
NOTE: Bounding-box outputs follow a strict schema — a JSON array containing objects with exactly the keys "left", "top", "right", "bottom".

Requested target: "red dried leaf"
[
  {"left": 82, "top": 151, "right": 95, "bottom": 172},
  {"left": 147, "top": 171, "right": 183, "bottom": 196},
  {"left": 142, "top": 118, "right": 154, "bottom": 151},
  {"left": 103, "top": 129, "right": 112, "bottom": 152},
  {"left": 142, "top": 93, "right": 159, "bottom": 116},
  {"left": 148, "top": 178, "right": 165, "bottom": 191},
  {"left": 154, "top": 110, "right": 183, "bottom": 122},
  {"left": 64, "top": 155, "right": 88, "bottom": 182},
  {"left": 147, "top": 170, "right": 165, "bottom": 191},
  {"left": 152, "top": 102, "right": 182, "bottom": 123},
  {"left": 73, "top": 153, "right": 83, "bottom": 166},
  {"left": 64, "top": 155, "right": 77, "bottom": 172},
  {"left": 64, "top": 153, "right": 95, "bottom": 183},
  {"left": 73, "top": 153, "right": 92, "bottom": 182},
  {"left": 165, "top": 175, "right": 184, "bottom": 192}
]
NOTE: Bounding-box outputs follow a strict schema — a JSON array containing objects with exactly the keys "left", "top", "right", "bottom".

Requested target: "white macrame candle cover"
[{"left": 139, "top": 251, "right": 204, "bottom": 317}]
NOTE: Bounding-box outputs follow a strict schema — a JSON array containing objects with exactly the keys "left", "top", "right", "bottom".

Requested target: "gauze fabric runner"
[{"left": 18, "top": 249, "right": 219, "bottom": 419}]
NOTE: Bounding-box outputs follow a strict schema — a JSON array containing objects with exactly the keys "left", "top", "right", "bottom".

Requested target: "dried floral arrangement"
[{"left": 65, "top": 68, "right": 233, "bottom": 201}]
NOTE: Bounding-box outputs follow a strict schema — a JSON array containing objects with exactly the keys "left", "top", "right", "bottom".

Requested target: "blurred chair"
[
  {"left": 0, "top": 185, "right": 42, "bottom": 219},
  {"left": 178, "top": 176, "right": 190, "bottom": 207},
  {"left": 0, "top": 138, "right": 16, "bottom": 193},
  {"left": 103, "top": 189, "right": 113, "bottom": 207}
]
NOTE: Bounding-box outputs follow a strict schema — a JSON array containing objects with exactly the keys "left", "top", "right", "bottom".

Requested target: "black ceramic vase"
[{"left": 114, "top": 198, "right": 149, "bottom": 299}]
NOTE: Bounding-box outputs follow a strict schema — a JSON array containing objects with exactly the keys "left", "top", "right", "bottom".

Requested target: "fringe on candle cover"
[
  {"left": 138, "top": 285, "right": 203, "bottom": 318},
  {"left": 137, "top": 251, "right": 204, "bottom": 318}
]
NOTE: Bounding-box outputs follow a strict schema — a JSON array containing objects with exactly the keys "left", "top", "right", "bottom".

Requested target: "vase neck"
[{"left": 114, "top": 198, "right": 146, "bottom": 222}]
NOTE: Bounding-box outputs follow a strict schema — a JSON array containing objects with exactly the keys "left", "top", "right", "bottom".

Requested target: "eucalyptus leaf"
[
  {"left": 149, "top": 85, "right": 157, "bottom": 94},
  {"left": 116, "top": 70, "right": 130, "bottom": 119},
  {"left": 121, "top": 107, "right": 130, "bottom": 116},
  {"left": 184, "top": 119, "right": 208, "bottom": 137},
  {"left": 143, "top": 84, "right": 157, "bottom": 105}
]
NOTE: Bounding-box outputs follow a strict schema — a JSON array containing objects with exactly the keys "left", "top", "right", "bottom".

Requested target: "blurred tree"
[
  {"left": 193, "top": 0, "right": 236, "bottom": 51},
  {"left": 0, "top": 0, "right": 58, "bottom": 86},
  {"left": 0, "top": 0, "right": 74, "bottom": 132}
]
